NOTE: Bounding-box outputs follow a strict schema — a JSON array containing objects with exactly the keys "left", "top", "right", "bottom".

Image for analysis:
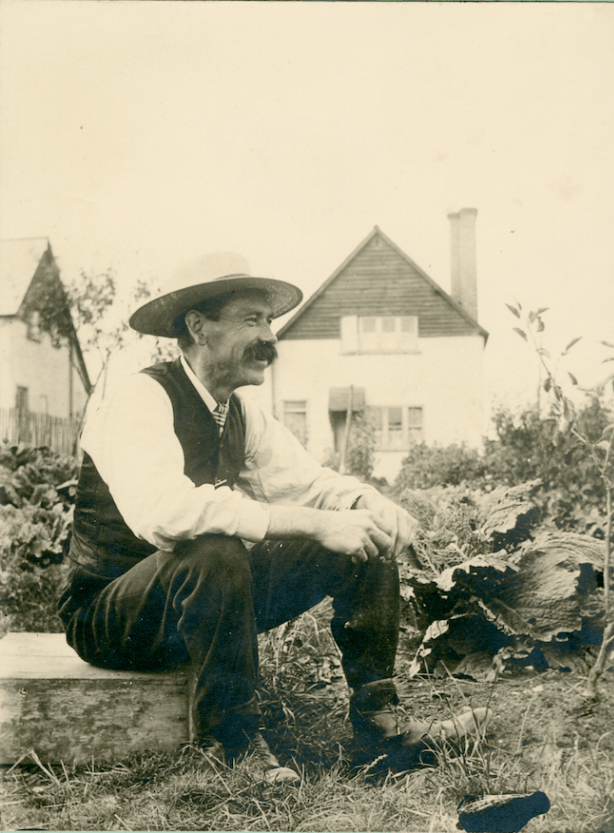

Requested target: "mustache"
[{"left": 244, "top": 341, "right": 278, "bottom": 365}]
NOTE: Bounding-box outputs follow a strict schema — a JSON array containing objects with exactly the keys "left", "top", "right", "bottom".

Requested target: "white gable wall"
[
  {"left": 0, "top": 317, "right": 85, "bottom": 417},
  {"left": 0, "top": 322, "right": 14, "bottom": 412},
  {"left": 263, "top": 334, "right": 485, "bottom": 483}
]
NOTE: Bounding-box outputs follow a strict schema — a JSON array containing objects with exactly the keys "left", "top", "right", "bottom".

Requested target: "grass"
[{"left": 2, "top": 602, "right": 614, "bottom": 832}]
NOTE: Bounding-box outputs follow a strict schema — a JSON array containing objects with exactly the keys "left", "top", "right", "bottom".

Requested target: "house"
[
  {"left": 265, "top": 209, "right": 489, "bottom": 482},
  {"left": 0, "top": 238, "right": 91, "bottom": 454}
]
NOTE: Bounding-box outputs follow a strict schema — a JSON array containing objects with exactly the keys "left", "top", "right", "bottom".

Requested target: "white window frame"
[
  {"left": 340, "top": 315, "right": 419, "bottom": 354},
  {"left": 368, "top": 405, "right": 423, "bottom": 450}
]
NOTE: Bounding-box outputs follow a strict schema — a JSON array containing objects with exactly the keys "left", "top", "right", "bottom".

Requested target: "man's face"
[{"left": 201, "top": 292, "right": 278, "bottom": 392}]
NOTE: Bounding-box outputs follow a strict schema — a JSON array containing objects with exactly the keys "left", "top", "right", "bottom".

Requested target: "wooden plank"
[
  {"left": 0, "top": 632, "right": 77, "bottom": 656},
  {"left": 1, "top": 653, "right": 187, "bottom": 680},
  {"left": 0, "top": 633, "right": 191, "bottom": 764},
  {"left": 0, "top": 677, "right": 190, "bottom": 764},
  {"left": 0, "top": 633, "right": 188, "bottom": 681}
]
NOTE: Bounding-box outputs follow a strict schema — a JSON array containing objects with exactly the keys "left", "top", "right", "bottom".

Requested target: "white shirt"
[{"left": 80, "top": 356, "right": 374, "bottom": 552}]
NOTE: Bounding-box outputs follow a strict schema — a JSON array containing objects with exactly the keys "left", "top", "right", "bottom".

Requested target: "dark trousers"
[{"left": 59, "top": 535, "right": 400, "bottom": 740}]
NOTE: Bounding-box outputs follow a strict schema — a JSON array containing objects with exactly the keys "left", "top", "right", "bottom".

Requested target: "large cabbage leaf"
[{"left": 404, "top": 529, "right": 605, "bottom": 677}]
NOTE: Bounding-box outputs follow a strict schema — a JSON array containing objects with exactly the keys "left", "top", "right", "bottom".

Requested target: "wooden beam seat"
[{"left": 0, "top": 632, "right": 189, "bottom": 765}]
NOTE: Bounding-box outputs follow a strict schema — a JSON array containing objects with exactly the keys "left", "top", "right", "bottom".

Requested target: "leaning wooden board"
[{"left": 0, "top": 632, "right": 190, "bottom": 764}]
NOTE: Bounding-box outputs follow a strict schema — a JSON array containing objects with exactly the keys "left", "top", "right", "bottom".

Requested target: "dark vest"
[{"left": 70, "top": 358, "right": 246, "bottom": 578}]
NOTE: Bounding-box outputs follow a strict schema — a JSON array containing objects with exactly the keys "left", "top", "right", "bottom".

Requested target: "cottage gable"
[
  {"left": 0, "top": 238, "right": 50, "bottom": 317},
  {"left": 1, "top": 239, "right": 89, "bottom": 381},
  {"left": 278, "top": 227, "right": 487, "bottom": 342},
  {"left": 0, "top": 239, "right": 91, "bottom": 452}
]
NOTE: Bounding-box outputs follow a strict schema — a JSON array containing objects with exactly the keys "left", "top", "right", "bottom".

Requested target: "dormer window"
[{"left": 341, "top": 315, "right": 419, "bottom": 354}]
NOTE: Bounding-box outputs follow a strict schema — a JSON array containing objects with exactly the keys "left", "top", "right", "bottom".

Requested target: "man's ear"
[{"left": 184, "top": 310, "right": 209, "bottom": 344}]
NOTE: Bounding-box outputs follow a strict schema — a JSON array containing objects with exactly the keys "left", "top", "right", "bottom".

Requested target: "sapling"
[{"left": 508, "top": 302, "right": 614, "bottom": 698}]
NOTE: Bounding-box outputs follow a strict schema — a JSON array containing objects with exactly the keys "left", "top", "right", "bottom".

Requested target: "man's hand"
[
  {"left": 352, "top": 492, "right": 418, "bottom": 560},
  {"left": 266, "top": 498, "right": 416, "bottom": 565},
  {"left": 312, "top": 509, "right": 393, "bottom": 564}
]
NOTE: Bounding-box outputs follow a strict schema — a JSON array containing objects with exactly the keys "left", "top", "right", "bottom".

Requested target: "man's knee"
[{"left": 170, "top": 535, "right": 252, "bottom": 590}]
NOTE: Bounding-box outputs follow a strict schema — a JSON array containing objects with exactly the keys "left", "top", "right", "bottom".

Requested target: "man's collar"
[{"left": 180, "top": 354, "right": 223, "bottom": 412}]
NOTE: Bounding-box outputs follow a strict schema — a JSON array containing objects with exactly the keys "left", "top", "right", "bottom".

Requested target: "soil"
[
  {"left": 395, "top": 666, "right": 614, "bottom": 762},
  {"left": 391, "top": 662, "right": 614, "bottom": 831}
]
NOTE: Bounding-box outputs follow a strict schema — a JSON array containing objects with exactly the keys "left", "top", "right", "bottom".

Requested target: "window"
[
  {"left": 27, "top": 310, "right": 42, "bottom": 342},
  {"left": 387, "top": 406, "right": 403, "bottom": 442},
  {"left": 341, "top": 316, "right": 418, "bottom": 353},
  {"left": 381, "top": 317, "right": 396, "bottom": 334},
  {"left": 283, "top": 400, "right": 308, "bottom": 447},
  {"left": 367, "top": 405, "right": 423, "bottom": 449},
  {"left": 407, "top": 407, "right": 423, "bottom": 444}
]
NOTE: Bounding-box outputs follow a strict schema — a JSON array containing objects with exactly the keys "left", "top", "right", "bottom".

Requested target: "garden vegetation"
[{"left": 1, "top": 291, "right": 613, "bottom": 830}]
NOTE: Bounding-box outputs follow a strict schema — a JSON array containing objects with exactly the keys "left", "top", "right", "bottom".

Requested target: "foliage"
[
  {"left": 507, "top": 302, "right": 614, "bottom": 697},
  {"left": 21, "top": 264, "right": 74, "bottom": 348},
  {"left": 396, "top": 481, "right": 606, "bottom": 679},
  {"left": 324, "top": 410, "right": 378, "bottom": 484},
  {"left": 343, "top": 410, "right": 377, "bottom": 482},
  {"left": 484, "top": 400, "right": 613, "bottom": 534},
  {"left": 4, "top": 612, "right": 614, "bottom": 832},
  {"left": 394, "top": 399, "right": 614, "bottom": 535},
  {"left": 68, "top": 269, "right": 177, "bottom": 401},
  {"left": 395, "top": 443, "right": 488, "bottom": 491},
  {"left": 392, "top": 305, "right": 614, "bottom": 691},
  {"left": 0, "top": 443, "right": 78, "bottom": 634},
  {"left": 24, "top": 263, "right": 179, "bottom": 414}
]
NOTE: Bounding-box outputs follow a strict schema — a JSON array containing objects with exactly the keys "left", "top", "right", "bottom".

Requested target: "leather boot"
[
  {"left": 242, "top": 732, "right": 300, "bottom": 784},
  {"left": 215, "top": 714, "right": 300, "bottom": 784},
  {"left": 194, "top": 733, "right": 226, "bottom": 766},
  {"left": 350, "top": 679, "right": 492, "bottom": 768}
]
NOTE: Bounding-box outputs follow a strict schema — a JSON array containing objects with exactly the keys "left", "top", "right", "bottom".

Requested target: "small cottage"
[
  {"left": 0, "top": 239, "right": 90, "bottom": 454},
  {"left": 265, "top": 209, "right": 488, "bottom": 482}
]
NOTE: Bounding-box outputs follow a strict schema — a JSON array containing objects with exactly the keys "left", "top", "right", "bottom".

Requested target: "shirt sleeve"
[
  {"left": 235, "top": 394, "right": 377, "bottom": 514},
  {"left": 80, "top": 374, "right": 271, "bottom": 551}
]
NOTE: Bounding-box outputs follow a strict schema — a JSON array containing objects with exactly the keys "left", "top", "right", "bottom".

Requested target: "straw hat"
[{"left": 129, "top": 252, "right": 303, "bottom": 337}]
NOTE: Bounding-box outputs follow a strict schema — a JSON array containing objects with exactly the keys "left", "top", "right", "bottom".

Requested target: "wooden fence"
[{"left": 0, "top": 409, "right": 80, "bottom": 457}]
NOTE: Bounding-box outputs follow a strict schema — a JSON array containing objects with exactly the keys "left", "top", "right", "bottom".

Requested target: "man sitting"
[{"left": 59, "top": 252, "right": 489, "bottom": 783}]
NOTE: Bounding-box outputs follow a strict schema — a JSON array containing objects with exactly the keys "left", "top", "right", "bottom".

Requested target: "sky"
[{"left": 1, "top": 1, "right": 613, "bottom": 416}]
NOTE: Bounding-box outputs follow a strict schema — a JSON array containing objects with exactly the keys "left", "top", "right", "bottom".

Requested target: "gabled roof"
[
  {"left": 0, "top": 237, "right": 51, "bottom": 316},
  {"left": 278, "top": 226, "right": 488, "bottom": 341},
  {"left": 0, "top": 237, "right": 92, "bottom": 393}
]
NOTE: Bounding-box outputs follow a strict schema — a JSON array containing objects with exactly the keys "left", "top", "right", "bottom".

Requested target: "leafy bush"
[
  {"left": 394, "top": 399, "right": 614, "bottom": 535},
  {"left": 396, "top": 481, "right": 606, "bottom": 678},
  {"left": 323, "top": 411, "right": 379, "bottom": 484},
  {"left": 394, "top": 443, "right": 488, "bottom": 491},
  {"left": 0, "top": 443, "right": 78, "bottom": 634},
  {"left": 484, "top": 400, "right": 612, "bottom": 533}
]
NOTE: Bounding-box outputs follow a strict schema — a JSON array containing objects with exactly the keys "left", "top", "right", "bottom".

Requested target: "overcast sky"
[{"left": 1, "top": 1, "right": 613, "bottom": 414}]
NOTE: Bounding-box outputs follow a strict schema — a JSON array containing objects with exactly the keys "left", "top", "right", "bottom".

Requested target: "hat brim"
[{"left": 129, "top": 275, "right": 303, "bottom": 338}]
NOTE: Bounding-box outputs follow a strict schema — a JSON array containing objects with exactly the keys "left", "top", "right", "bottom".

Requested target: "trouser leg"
[
  {"left": 248, "top": 539, "right": 400, "bottom": 690},
  {"left": 60, "top": 536, "right": 260, "bottom": 740},
  {"left": 61, "top": 536, "right": 401, "bottom": 744}
]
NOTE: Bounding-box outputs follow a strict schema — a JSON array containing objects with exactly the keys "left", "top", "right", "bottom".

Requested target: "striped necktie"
[{"left": 212, "top": 402, "right": 229, "bottom": 436}]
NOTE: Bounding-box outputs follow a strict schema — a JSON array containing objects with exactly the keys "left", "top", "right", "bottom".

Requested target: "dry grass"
[{"left": 2, "top": 604, "right": 613, "bottom": 832}]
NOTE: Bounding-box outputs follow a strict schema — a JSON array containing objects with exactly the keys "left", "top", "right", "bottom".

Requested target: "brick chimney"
[{"left": 448, "top": 207, "right": 478, "bottom": 320}]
